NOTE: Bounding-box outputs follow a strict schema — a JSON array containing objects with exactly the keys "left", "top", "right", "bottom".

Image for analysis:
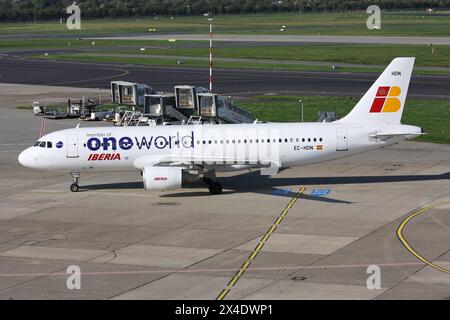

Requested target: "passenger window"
[
  {"left": 319, "top": 138, "right": 323, "bottom": 142},
  {"left": 302, "top": 138, "right": 305, "bottom": 142},
  {"left": 279, "top": 139, "right": 282, "bottom": 143},
  {"left": 47, "top": 141, "right": 52, "bottom": 148},
  {"left": 296, "top": 138, "right": 299, "bottom": 142},
  {"left": 314, "top": 138, "right": 317, "bottom": 142},
  {"left": 308, "top": 138, "right": 311, "bottom": 142},
  {"left": 285, "top": 139, "right": 288, "bottom": 143}
]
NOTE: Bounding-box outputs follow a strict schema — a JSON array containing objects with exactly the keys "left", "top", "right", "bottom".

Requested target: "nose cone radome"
[{"left": 18, "top": 148, "right": 33, "bottom": 168}]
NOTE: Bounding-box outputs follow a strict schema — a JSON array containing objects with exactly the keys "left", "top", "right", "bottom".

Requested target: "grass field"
[
  {"left": 114, "top": 44, "right": 450, "bottom": 67},
  {"left": 4, "top": 38, "right": 449, "bottom": 67},
  {"left": 235, "top": 96, "right": 450, "bottom": 145},
  {"left": 36, "top": 51, "right": 450, "bottom": 76},
  {"left": 3, "top": 37, "right": 449, "bottom": 73},
  {"left": 1, "top": 12, "right": 450, "bottom": 36},
  {"left": 38, "top": 53, "right": 387, "bottom": 74},
  {"left": 1, "top": 11, "right": 450, "bottom": 74}
]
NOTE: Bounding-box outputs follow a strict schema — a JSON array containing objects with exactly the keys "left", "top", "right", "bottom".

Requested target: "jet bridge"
[
  {"left": 144, "top": 93, "right": 188, "bottom": 124},
  {"left": 197, "top": 93, "right": 254, "bottom": 124},
  {"left": 111, "top": 81, "right": 155, "bottom": 106},
  {"left": 174, "top": 85, "right": 208, "bottom": 112}
]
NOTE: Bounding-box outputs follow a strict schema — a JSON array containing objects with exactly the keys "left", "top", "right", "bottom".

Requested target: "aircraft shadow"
[{"left": 81, "top": 171, "right": 449, "bottom": 203}]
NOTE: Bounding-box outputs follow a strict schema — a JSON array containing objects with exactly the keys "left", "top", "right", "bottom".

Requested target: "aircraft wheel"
[
  {"left": 208, "top": 182, "right": 222, "bottom": 195},
  {"left": 70, "top": 183, "right": 79, "bottom": 192}
]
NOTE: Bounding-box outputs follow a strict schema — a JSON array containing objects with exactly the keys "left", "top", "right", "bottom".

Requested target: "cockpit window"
[
  {"left": 39, "top": 141, "right": 46, "bottom": 148},
  {"left": 47, "top": 141, "right": 52, "bottom": 148}
]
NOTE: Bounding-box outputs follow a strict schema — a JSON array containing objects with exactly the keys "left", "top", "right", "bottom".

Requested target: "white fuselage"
[{"left": 18, "top": 121, "right": 421, "bottom": 173}]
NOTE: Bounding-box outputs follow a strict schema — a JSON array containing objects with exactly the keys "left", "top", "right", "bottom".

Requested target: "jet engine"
[{"left": 142, "top": 166, "right": 183, "bottom": 191}]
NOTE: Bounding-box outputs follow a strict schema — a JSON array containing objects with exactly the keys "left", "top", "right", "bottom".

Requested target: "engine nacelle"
[{"left": 142, "top": 166, "right": 183, "bottom": 191}]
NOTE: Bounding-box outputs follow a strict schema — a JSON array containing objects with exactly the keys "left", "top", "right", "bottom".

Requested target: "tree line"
[{"left": 1, "top": 0, "right": 450, "bottom": 22}]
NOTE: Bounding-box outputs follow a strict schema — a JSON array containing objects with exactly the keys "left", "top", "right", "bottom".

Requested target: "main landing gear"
[
  {"left": 203, "top": 170, "right": 222, "bottom": 195},
  {"left": 70, "top": 172, "right": 80, "bottom": 192}
]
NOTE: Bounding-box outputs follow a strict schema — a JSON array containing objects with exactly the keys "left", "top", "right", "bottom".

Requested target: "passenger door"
[
  {"left": 336, "top": 127, "right": 348, "bottom": 151},
  {"left": 67, "top": 134, "right": 79, "bottom": 158}
]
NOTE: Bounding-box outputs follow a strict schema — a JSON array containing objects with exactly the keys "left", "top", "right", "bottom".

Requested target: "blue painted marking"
[
  {"left": 272, "top": 188, "right": 291, "bottom": 196},
  {"left": 311, "top": 189, "right": 331, "bottom": 197},
  {"left": 56, "top": 141, "right": 63, "bottom": 149}
]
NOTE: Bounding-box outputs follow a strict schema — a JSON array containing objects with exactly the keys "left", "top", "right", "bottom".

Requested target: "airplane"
[{"left": 18, "top": 57, "right": 423, "bottom": 195}]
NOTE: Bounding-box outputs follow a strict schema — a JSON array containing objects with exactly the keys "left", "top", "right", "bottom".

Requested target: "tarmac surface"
[
  {"left": 0, "top": 84, "right": 449, "bottom": 299},
  {"left": 93, "top": 34, "right": 450, "bottom": 46},
  {"left": 1, "top": 57, "right": 450, "bottom": 99}
]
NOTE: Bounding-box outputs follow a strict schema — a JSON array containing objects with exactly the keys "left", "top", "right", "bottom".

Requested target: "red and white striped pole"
[
  {"left": 39, "top": 117, "right": 46, "bottom": 138},
  {"left": 208, "top": 15, "right": 213, "bottom": 93}
]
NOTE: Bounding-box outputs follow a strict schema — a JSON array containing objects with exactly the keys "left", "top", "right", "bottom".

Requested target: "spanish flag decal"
[
  {"left": 370, "top": 86, "right": 401, "bottom": 113},
  {"left": 316, "top": 145, "right": 323, "bottom": 150}
]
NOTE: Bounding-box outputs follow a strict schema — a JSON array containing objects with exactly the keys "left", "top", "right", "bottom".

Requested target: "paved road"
[
  {"left": 93, "top": 34, "right": 450, "bottom": 45},
  {"left": 3, "top": 33, "right": 450, "bottom": 45},
  {"left": 1, "top": 57, "right": 449, "bottom": 99}
]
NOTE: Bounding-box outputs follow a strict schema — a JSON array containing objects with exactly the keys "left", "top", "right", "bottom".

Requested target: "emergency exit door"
[
  {"left": 67, "top": 134, "right": 79, "bottom": 158},
  {"left": 336, "top": 127, "right": 348, "bottom": 151}
]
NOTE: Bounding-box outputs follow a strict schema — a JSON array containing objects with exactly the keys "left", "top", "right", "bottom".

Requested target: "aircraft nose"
[{"left": 18, "top": 148, "right": 33, "bottom": 168}]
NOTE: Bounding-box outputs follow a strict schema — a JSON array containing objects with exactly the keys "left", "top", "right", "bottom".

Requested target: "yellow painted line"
[
  {"left": 48, "top": 68, "right": 130, "bottom": 86},
  {"left": 216, "top": 187, "right": 305, "bottom": 300},
  {"left": 397, "top": 200, "right": 450, "bottom": 275}
]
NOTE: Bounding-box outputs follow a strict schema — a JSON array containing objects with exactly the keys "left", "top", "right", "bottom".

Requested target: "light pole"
[
  {"left": 203, "top": 12, "right": 214, "bottom": 92},
  {"left": 299, "top": 99, "right": 304, "bottom": 122}
]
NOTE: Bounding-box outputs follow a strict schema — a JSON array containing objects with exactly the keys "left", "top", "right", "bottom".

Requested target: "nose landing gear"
[{"left": 70, "top": 172, "right": 80, "bottom": 192}]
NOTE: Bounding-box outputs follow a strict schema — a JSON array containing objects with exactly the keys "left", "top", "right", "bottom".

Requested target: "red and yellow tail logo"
[{"left": 369, "top": 86, "right": 401, "bottom": 113}]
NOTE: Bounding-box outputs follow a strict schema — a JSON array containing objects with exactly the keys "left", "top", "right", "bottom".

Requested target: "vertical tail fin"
[{"left": 337, "top": 57, "right": 415, "bottom": 124}]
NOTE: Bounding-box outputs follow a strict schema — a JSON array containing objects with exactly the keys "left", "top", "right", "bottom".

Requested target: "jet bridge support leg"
[
  {"left": 70, "top": 172, "right": 80, "bottom": 192},
  {"left": 202, "top": 169, "right": 222, "bottom": 195}
]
